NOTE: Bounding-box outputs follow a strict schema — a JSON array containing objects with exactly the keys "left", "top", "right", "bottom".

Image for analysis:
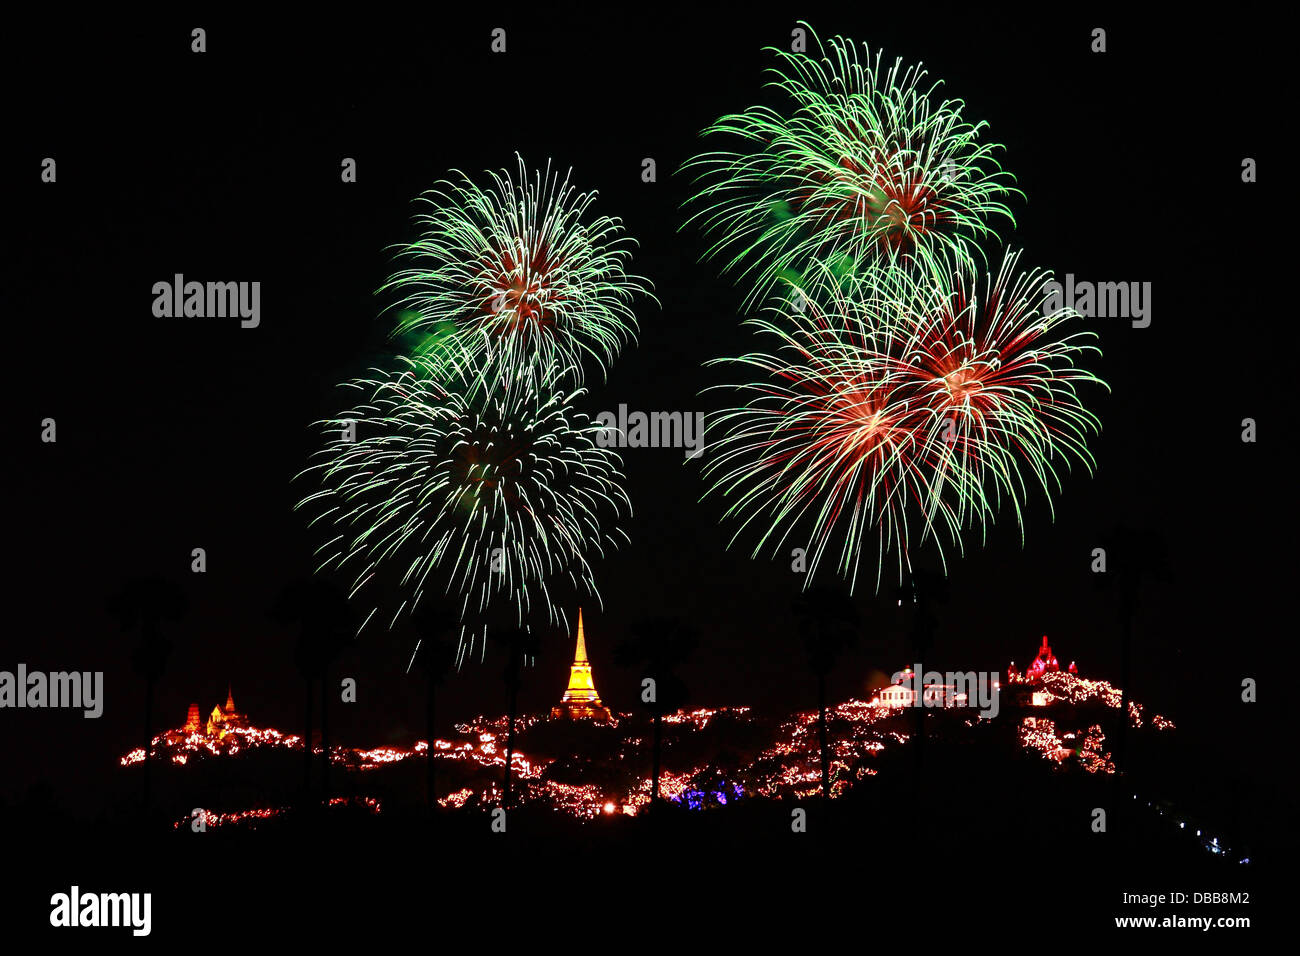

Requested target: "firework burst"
[
  {"left": 380, "top": 155, "right": 653, "bottom": 386},
  {"left": 684, "top": 24, "right": 1019, "bottom": 310},
  {"left": 297, "top": 358, "right": 631, "bottom": 659},
  {"left": 701, "top": 250, "right": 1106, "bottom": 590}
]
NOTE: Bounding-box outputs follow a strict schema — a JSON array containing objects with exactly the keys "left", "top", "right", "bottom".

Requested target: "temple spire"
[
  {"left": 551, "top": 608, "right": 612, "bottom": 722},
  {"left": 574, "top": 608, "right": 589, "bottom": 664}
]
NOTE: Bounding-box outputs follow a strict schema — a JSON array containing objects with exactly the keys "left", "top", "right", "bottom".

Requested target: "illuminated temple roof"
[
  {"left": 206, "top": 684, "right": 249, "bottom": 735},
  {"left": 1009, "top": 636, "right": 1078, "bottom": 683},
  {"left": 551, "top": 610, "right": 613, "bottom": 722},
  {"left": 1027, "top": 635, "right": 1059, "bottom": 679}
]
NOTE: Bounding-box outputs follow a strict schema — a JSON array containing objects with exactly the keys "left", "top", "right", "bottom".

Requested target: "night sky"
[{"left": 6, "top": 10, "right": 1277, "bottom": 819}]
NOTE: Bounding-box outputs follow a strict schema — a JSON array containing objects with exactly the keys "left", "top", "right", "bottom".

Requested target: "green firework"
[
  {"left": 684, "top": 24, "right": 1020, "bottom": 310},
  {"left": 297, "top": 358, "right": 631, "bottom": 658},
  {"left": 380, "top": 154, "right": 654, "bottom": 388}
]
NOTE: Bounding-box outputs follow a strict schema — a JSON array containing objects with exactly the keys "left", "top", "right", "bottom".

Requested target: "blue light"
[{"left": 673, "top": 780, "right": 745, "bottom": 811}]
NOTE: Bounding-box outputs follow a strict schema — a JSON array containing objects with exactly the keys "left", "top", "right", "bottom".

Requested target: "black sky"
[{"left": 4, "top": 9, "right": 1282, "bottom": 816}]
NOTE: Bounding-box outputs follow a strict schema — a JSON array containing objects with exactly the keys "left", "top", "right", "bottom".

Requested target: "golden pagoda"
[{"left": 551, "top": 609, "right": 613, "bottom": 722}]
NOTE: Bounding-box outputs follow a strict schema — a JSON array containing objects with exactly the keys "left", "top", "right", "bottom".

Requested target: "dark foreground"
[{"left": 6, "top": 754, "right": 1264, "bottom": 943}]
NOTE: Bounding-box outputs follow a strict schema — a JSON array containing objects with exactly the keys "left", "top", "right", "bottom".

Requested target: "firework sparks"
[
  {"left": 297, "top": 358, "right": 631, "bottom": 656},
  {"left": 701, "top": 251, "right": 1106, "bottom": 590},
  {"left": 684, "top": 23, "right": 1018, "bottom": 309},
  {"left": 381, "top": 155, "right": 653, "bottom": 386}
]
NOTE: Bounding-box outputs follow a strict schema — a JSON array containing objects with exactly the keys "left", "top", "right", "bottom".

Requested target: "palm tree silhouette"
[
  {"left": 411, "top": 605, "right": 458, "bottom": 810},
  {"left": 896, "top": 568, "right": 946, "bottom": 793},
  {"left": 793, "top": 586, "right": 860, "bottom": 800},
  {"left": 270, "top": 580, "right": 354, "bottom": 807},
  {"left": 1096, "top": 526, "right": 1169, "bottom": 778},
  {"left": 108, "top": 577, "right": 187, "bottom": 815},
  {"left": 491, "top": 625, "right": 540, "bottom": 809},
  {"left": 614, "top": 617, "right": 698, "bottom": 809}
]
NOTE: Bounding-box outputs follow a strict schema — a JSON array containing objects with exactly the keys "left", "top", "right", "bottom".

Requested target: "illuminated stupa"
[{"left": 551, "top": 610, "right": 613, "bottom": 722}]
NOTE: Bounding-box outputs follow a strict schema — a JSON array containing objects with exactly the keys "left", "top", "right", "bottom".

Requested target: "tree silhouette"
[
  {"left": 895, "top": 569, "right": 946, "bottom": 793},
  {"left": 108, "top": 577, "right": 187, "bottom": 815},
  {"left": 492, "top": 625, "right": 540, "bottom": 809},
  {"left": 411, "top": 604, "right": 458, "bottom": 810},
  {"left": 270, "top": 579, "right": 354, "bottom": 807},
  {"left": 1095, "top": 526, "right": 1169, "bottom": 795},
  {"left": 793, "top": 586, "right": 860, "bottom": 800},
  {"left": 614, "top": 617, "right": 698, "bottom": 809}
]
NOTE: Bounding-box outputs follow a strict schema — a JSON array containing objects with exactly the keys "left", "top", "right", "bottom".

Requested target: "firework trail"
[
  {"left": 297, "top": 357, "right": 631, "bottom": 660},
  {"left": 684, "top": 24, "right": 1018, "bottom": 310},
  {"left": 701, "top": 250, "right": 1106, "bottom": 591},
  {"left": 380, "top": 155, "right": 653, "bottom": 389}
]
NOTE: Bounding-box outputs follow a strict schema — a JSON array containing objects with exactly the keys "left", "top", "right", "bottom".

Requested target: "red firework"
[
  {"left": 476, "top": 241, "right": 564, "bottom": 333},
  {"left": 703, "top": 250, "right": 1106, "bottom": 589},
  {"left": 793, "top": 146, "right": 951, "bottom": 258}
]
